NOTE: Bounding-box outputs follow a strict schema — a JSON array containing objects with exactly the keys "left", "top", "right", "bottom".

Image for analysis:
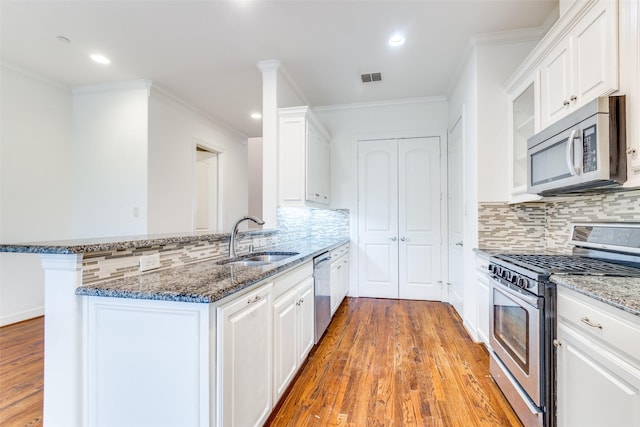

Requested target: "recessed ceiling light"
[
  {"left": 251, "top": 112, "right": 262, "bottom": 120},
  {"left": 90, "top": 54, "right": 111, "bottom": 65},
  {"left": 389, "top": 34, "right": 405, "bottom": 47}
]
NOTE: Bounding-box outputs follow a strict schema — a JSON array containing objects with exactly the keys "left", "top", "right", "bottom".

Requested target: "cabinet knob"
[
  {"left": 570, "top": 95, "right": 577, "bottom": 102},
  {"left": 563, "top": 100, "right": 570, "bottom": 106},
  {"left": 553, "top": 339, "right": 562, "bottom": 348}
]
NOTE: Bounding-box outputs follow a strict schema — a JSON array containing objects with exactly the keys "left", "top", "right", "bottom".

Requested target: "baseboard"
[
  {"left": 462, "top": 318, "right": 481, "bottom": 343},
  {"left": 0, "top": 306, "right": 44, "bottom": 327}
]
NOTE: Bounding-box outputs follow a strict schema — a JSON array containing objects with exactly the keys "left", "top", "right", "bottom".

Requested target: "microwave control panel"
[{"left": 582, "top": 124, "right": 598, "bottom": 173}]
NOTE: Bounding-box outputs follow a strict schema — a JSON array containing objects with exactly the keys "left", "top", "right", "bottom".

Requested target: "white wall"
[
  {"left": 0, "top": 65, "right": 73, "bottom": 325},
  {"left": 315, "top": 100, "right": 449, "bottom": 296},
  {"left": 247, "top": 137, "right": 263, "bottom": 220},
  {"left": 477, "top": 40, "right": 538, "bottom": 202},
  {"left": 447, "top": 50, "right": 479, "bottom": 334},
  {"left": 72, "top": 81, "right": 150, "bottom": 238},
  {"left": 447, "top": 37, "right": 538, "bottom": 339},
  {"left": 147, "top": 88, "right": 248, "bottom": 234}
]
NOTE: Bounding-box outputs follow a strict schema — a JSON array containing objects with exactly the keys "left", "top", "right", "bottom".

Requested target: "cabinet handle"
[
  {"left": 455, "top": 241, "right": 463, "bottom": 247},
  {"left": 580, "top": 317, "right": 603, "bottom": 329},
  {"left": 315, "top": 193, "right": 320, "bottom": 197},
  {"left": 400, "top": 237, "right": 406, "bottom": 242},
  {"left": 570, "top": 95, "right": 577, "bottom": 102},
  {"left": 389, "top": 237, "right": 397, "bottom": 241},
  {"left": 563, "top": 99, "right": 570, "bottom": 106},
  {"left": 247, "top": 295, "right": 261, "bottom": 304},
  {"left": 553, "top": 339, "right": 562, "bottom": 348}
]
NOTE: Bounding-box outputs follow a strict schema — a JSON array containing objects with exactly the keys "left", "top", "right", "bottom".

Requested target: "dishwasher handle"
[{"left": 314, "top": 253, "right": 331, "bottom": 267}]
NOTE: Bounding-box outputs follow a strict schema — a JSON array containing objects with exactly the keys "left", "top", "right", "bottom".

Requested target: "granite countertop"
[
  {"left": 551, "top": 275, "right": 640, "bottom": 317},
  {"left": 0, "top": 229, "right": 274, "bottom": 254},
  {"left": 75, "top": 238, "right": 349, "bottom": 303}
]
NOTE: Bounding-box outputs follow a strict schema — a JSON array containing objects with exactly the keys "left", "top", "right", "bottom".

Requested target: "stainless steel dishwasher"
[{"left": 313, "top": 252, "right": 332, "bottom": 343}]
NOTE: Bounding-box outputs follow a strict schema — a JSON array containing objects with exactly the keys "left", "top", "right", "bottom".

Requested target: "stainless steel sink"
[
  {"left": 216, "top": 252, "right": 299, "bottom": 267},
  {"left": 227, "top": 260, "right": 271, "bottom": 267},
  {"left": 243, "top": 254, "right": 296, "bottom": 263}
]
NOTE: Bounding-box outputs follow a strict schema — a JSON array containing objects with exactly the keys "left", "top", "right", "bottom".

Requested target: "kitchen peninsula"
[{"left": 0, "top": 228, "right": 349, "bottom": 427}]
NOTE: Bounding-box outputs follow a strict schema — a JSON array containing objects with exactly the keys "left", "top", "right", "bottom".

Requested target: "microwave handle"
[{"left": 565, "top": 129, "right": 579, "bottom": 176}]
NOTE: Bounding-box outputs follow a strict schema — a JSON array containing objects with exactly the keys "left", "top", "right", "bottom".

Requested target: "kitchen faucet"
[{"left": 229, "top": 215, "right": 265, "bottom": 258}]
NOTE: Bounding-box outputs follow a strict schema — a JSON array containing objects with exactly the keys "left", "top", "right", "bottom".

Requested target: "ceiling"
[{"left": 0, "top": 0, "right": 557, "bottom": 138}]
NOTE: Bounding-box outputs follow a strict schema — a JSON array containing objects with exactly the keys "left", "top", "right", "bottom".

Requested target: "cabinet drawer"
[
  {"left": 272, "top": 261, "right": 313, "bottom": 299},
  {"left": 331, "top": 243, "right": 349, "bottom": 259},
  {"left": 557, "top": 290, "right": 640, "bottom": 361}
]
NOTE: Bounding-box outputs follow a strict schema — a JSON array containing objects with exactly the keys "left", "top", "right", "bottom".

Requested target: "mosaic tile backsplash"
[
  {"left": 81, "top": 207, "right": 349, "bottom": 285},
  {"left": 478, "top": 189, "right": 640, "bottom": 252}
]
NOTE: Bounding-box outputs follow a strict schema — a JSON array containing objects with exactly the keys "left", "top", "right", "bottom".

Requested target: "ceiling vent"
[{"left": 361, "top": 72, "right": 382, "bottom": 83}]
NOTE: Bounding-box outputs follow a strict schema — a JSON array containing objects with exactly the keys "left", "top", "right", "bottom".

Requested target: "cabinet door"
[
  {"left": 316, "top": 136, "right": 331, "bottom": 205},
  {"left": 306, "top": 125, "right": 319, "bottom": 203},
  {"left": 272, "top": 287, "right": 299, "bottom": 402},
  {"left": 573, "top": 0, "right": 618, "bottom": 106},
  {"left": 476, "top": 273, "right": 491, "bottom": 347},
  {"left": 297, "top": 277, "right": 316, "bottom": 364},
  {"left": 508, "top": 74, "right": 541, "bottom": 202},
  {"left": 280, "top": 115, "right": 307, "bottom": 205},
  {"left": 541, "top": 38, "right": 573, "bottom": 127},
  {"left": 218, "top": 284, "right": 273, "bottom": 427},
  {"left": 340, "top": 256, "right": 350, "bottom": 301},
  {"left": 556, "top": 323, "right": 640, "bottom": 427},
  {"left": 330, "top": 261, "right": 341, "bottom": 315}
]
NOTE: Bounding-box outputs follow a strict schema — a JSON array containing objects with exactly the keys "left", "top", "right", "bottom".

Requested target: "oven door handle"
[{"left": 492, "top": 278, "right": 541, "bottom": 308}]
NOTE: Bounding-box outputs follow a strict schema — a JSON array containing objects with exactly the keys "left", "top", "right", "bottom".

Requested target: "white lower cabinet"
[
  {"left": 217, "top": 283, "right": 274, "bottom": 427},
  {"left": 475, "top": 252, "right": 491, "bottom": 348},
  {"left": 330, "top": 244, "right": 350, "bottom": 315},
  {"left": 556, "top": 287, "right": 640, "bottom": 427},
  {"left": 272, "top": 275, "right": 315, "bottom": 401}
]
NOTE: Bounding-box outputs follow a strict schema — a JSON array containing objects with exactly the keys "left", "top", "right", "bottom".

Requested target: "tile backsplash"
[{"left": 478, "top": 189, "right": 640, "bottom": 252}]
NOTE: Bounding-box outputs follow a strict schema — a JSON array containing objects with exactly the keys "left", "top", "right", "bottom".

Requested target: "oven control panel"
[{"left": 488, "top": 264, "right": 531, "bottom": 290}]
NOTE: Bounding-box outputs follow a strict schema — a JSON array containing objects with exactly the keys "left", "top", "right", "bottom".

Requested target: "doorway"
[
  {"left": 357, "top": 136, "right": 444, "bottom": 300},
  {"left": 194, "top": 145, "right": 220, "bottom": 232}
]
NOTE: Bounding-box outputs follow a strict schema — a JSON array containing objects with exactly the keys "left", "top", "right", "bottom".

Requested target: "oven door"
[{"left": 490, "top": 276, "right": 542, "bottom": 406}]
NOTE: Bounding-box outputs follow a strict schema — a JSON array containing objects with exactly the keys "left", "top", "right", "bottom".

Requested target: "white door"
[
  {"left": 195, "top": 147, "right": 218, "bottom": 231},
  {"left": 448, "top": 120, "right": 464, "bottom": 316},
  {"left": 398, "top": 138, "right": 442, "bottom": 300},
  {"left": 358, "top": 139, "right": 399, "bottom": 298},
  {"left": 358, "top": 137, "right": 442, "bottom": 300}
]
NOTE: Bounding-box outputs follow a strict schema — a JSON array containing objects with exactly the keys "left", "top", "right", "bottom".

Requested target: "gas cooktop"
[{"left": 492, "top": 253, "right": 640, "bottom": 277}]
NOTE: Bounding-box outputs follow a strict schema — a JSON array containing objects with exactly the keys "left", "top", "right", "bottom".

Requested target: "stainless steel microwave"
[{"left": 527, "top": 96, "right": 626, "bottom": 195}]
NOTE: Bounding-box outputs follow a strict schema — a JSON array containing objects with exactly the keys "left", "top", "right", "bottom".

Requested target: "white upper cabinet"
[
  {"left": 506, "top": 0, "right": 623, "bottom": 199},
  {"left": 279, "top": 106, "right": 331, "bottom": 207},
  {"left": 540, "top": 0, "right": 619, "bottom": 128}
]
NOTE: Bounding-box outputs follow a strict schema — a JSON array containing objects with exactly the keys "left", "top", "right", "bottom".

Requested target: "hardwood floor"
[
  {"left": 0, "top": 300, "right": 520, "bottom": 427},
  {"left": 268, "top": 298, "right": 522, "bottom": 427},
  {"left": 0, "top": 316, "right": 43, "bottom": 427}
]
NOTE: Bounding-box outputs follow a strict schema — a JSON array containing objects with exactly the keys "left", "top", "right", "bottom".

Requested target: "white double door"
[{"left": 358, "top": 137, "right": 443, "bottom": 300}]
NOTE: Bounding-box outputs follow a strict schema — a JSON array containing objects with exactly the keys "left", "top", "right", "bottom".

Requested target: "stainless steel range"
[{"left": 488, "top": 223, "right": 640, "bottom": 427}]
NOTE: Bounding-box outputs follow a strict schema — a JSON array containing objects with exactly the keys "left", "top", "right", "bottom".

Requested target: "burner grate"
[{"left": 499, "top": 254, "right": 640, "bottom": 277}]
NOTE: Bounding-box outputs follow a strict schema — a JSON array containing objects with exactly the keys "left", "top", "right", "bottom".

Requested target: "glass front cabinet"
[{"left": 507, "top": 72, "right": 542, "bottom": 203}]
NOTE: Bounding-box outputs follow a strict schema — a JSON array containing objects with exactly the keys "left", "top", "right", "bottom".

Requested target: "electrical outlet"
[{"left": 139, "top": 253, "right": 161, "bottom": 272}]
